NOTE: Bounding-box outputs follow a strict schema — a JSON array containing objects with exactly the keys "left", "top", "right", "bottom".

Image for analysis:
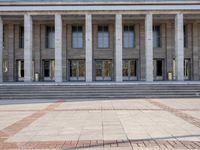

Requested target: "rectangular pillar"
[
  {"left": 0, "top": 17, "right": 3, "bottom": 82},
  {"left": 8, "top": 24, "right": 14, "bottom": 81},
  {"left": 24, "top": 14, "right": 32, "bottom": 82},
  {"left": 192, "top": 23, "right": 199, "bottom": 80},
  {"left": 145, "top": 13, "right": 153, "bottom": 81},
  {"left": 85, "top": 14, "right": 92, "bottom": 82},
  {"left": 115, "top": 14, "right": 122, "bottom": 82},
  {"left": 55, "top": 14, "right": 63, "bottom": 82},
  {"left": 175, "top": 13, "right": 184, "bottom": 81},
  {"left": 166, "top": 22, "right": 173, "bottom": 75}
]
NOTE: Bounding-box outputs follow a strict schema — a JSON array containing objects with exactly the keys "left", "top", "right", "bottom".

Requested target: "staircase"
[{"left": 0, "top": 82, "right": 200, "bottom": 99}]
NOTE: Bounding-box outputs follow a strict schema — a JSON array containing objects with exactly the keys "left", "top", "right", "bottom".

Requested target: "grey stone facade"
[{"left": 0, "top": 0, "right": 199, "bottom": 82}]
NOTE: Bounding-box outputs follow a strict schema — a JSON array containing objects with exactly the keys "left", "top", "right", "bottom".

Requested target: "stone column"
[
  {"left": 85, "top": 14, "right": 92, "bottom": 82},
  {"left": 192, "top": 23, "right": 199, "bottom": 80},
  {"left": 166, "top": 23, "right": 173, "bottom": 77},
  {"left": 34, "top": 24, "right": 41, "bottom": 80},
  {"left": 8, "top": 24, "right": 14, "bottom": 81},
  {"left": 24, "top": 14, "right": 32, "bottom": 82},
  {"left": 115, "top": 14, "right": 122, "bottom": 82},
  {"left": 0, "top": 17, "right": 3, "bottom": 82},
  {"left": 175, "top": 13, "right": 184, "bottom": 81},
  {"left": 145, "top": 13, "right": 153, "bottom": 81},
  {"left": 55, "top": 14, "right": 63, "bottom": 82}
]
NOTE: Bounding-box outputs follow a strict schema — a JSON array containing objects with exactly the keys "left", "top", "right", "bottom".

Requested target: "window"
[
  {"left": 46, "top": 26, "right": 55, "bottom": 48},
  {"left": 72, "top": 25, "right": 83, "bottom": 48},
  {"left": 156, "top": 60, "right": 162, "bottom": 76},
  {"left": 123, "top": 25, "right": 135, "bottom": 48},
  {"left": 153, "top": 25, "right": 161, "bottom": 48},
  {"left": 98, "top": 25, "right": 109, "bottom": 48},
  {"left": 19, "top": 26, "right": 24, "bottom": 48},
  {"left": 184, "top": 25, "right": 188, "bottom": 48},
  {"left": 3, "top": 25, "right": 5, "bottom": 49}
]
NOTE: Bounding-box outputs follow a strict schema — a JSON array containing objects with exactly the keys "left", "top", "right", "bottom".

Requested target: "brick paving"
[
  {"left": 148, "top": 100, "right": 200, "bottom": 128},
  {"left": 1, "top": 139, "right": 200, "bottom": 149},
  {"left": 0, "top": 99, "right": 200, "bottom": 149}
]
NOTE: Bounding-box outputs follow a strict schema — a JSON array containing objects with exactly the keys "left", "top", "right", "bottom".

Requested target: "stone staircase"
[{"left": 0, "top": 83, "right": 200, "bottom": 99}]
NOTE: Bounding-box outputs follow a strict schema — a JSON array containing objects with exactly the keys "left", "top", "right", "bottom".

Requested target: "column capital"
[{"left": 145, "top": 12, "right": 153, "bottom": 16}]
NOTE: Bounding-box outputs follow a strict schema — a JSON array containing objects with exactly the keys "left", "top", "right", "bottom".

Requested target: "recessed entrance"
[
  {"left": 95, "top": 60, "right": 112, "bottom": 81},
  {"left": 43, "top": 60, "right": 55, "bottom": 81},
  {"left": 172, "top": 59, "right": 191, "bottom": 80},
  {"left": 16, "top": 60, "right": 34, "bottom": 81},
  {"left": 154, "top": 59, "right": 164, "bottom": 80}
]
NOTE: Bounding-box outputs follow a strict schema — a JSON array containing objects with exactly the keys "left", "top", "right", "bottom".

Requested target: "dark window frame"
[
  {"left": 153, "top": 25, "right": 161, "bottom": 48},
  {"left": 19, "top": 26, "right": 24, "bottom": 48},
  {"left": 123, "top": 25, "right": 135, "bottom": 48},
  {"left": 45, "top": 26, "right": 55, "bottom": 49},
  {"left": 71, "top": 25, "right": 83, "bottom": 49},
  {"left": 97, "top": 25, "right": 109, "bottom": 49}
]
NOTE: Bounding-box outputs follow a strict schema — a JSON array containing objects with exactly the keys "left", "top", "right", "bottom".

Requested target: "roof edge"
[{"left": 0, "top": 1, "right": 200, "bottom": 6}]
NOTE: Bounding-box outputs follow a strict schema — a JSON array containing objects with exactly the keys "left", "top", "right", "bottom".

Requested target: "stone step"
[{"left": 0, "top": 84, "right": 200, "bottom": 99}]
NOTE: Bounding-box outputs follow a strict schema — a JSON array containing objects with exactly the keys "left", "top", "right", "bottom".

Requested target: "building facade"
[{"left": 0, "top": 0, "right": 200, "bottom": 82}]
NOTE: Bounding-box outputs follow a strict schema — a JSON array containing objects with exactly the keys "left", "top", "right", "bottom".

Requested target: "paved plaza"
[{"left": 0, "top": 98, "right": 200, "bottom": 150}]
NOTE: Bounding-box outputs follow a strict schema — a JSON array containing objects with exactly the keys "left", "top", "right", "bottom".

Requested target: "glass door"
[
  {"left": 69, "top": 60, "right": 85, "bottom": 81},
  {"left": 95, "top": 60, "right": 112, "bottom": 81},
  {"left": 123, "top": 60, "right": 137, "bottom": 81}
]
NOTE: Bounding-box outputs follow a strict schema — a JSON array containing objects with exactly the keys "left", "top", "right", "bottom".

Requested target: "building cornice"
[
  {"left": 0, "top": 1, "right": 200, "bottom": 12},
  {"left": 0, "top": 5, "right": 200, "bottom": 12},
  {"left": 0, "top": 1, "right": 200, "bottom": 6}
]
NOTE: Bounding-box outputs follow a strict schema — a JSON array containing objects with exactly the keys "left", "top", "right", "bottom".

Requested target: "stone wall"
[{"left": 2, "top": 19, "right": 198, "bottom": 81}]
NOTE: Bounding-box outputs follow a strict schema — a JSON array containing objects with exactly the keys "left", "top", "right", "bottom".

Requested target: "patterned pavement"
[{"left": 0, "top": 99, "right": 200, "bottom": 150}]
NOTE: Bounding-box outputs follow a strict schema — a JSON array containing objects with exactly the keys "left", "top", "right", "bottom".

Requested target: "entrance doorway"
[
  {"left": 95, "top": 60, "right": 112, "bottom": 81},
  {"left": 43, "top": 60, "right": 55, "bottom": 81},
  {"left": 69, "top": 60, "right": 85, "bottom": 81},
  {"left": 16, "top": 60, "right": 34, "bottom": 81},
  {"left": 172, "top": 59, "right": 191, "bottom": 80},
  {"left": 123, "top": 59, "right": 137, "bottom": 81},
  {"left": 154, "top": 59, "right": 164, "bottom": 80}
]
